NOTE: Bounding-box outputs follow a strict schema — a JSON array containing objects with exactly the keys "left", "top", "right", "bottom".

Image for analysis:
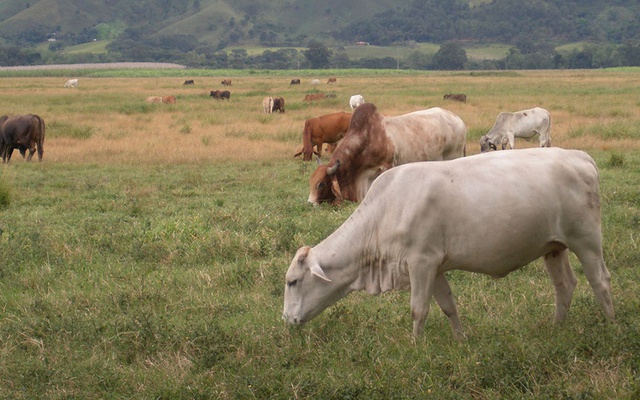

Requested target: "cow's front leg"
[
  {"left": 409, "top": 262, "right": 438, "bottom": 337},
  {"left": 504, "top": 132, "right": 515, "bottom": 150}
]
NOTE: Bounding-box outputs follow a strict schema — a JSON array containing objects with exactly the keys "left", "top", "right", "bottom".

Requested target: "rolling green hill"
[
  {"left": 0, "top": 0, "right": 637, "bottom": 69},
  {"left": 0, "top": 0, "right": 414, "bottom": 47}
]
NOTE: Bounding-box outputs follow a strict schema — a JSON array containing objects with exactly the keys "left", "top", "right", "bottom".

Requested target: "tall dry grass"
[{"left": 0, "top": 70, "right": 638, "bottom": 166}]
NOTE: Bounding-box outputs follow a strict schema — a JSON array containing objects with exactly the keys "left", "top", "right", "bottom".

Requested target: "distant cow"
[
  {"left": 308, "top": 103, "right": 466, "bottom": 205},
  {"left": 327, "top": 77, "right": 337, "bottom": 84},
  {"left": 294, "top": 112, "right": 352, "bottom": 161},
  {"left": 64, "top": 79, "right": 78, "bottom": 88},
  {"left": 0, "top": 114, "right": 45, "bottom": 163},
  {"left": 284, "top": 148, "right": 615, "bottom": 337},
  {"left": 221, "top": 79, "right": 232, "bottom": 86},
  {"left": 262, "top": 97, "right": 274, "bottom": 113},
  {"left": 146, "top": 96, "right": 162, "bottom": 103},
  {"left": 304, "top": 93, "right": 326, "bottom": 102},
  {"left": 272, "top": 97, "right": 285, "bottom": 113},
  {"left": 480, "top": 107, "right": 551, "bottom": 152},
  {"left": 444, "top": 93, "right": 467, "bottom": 103},
  {"left": 210, "top": 90, "right": 231, "bottom": 100},
  {"left": 349, "top": 94, "right": 365, "bottom": 109},
  {"left": 290, "top": 79, "right": 301, "bottom": 85},
  {"left": 183, "top": 80, "right": 195, "bottom": 85},
  {"left": 162, "top": 95, "right": 176, "bottom": 104},
  {"left": 310, "top": 79, "right": 320, "bottom": 85}
]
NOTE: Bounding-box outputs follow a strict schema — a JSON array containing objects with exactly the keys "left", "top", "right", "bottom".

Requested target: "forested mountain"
[{"left": 0, "top": 0, "right": 638, "bottom": 69}]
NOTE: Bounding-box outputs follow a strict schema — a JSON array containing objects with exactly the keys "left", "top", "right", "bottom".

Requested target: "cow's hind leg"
[
  {"left": 573, "top": 244, "right": 615, "bottom": 321},
  {"left": 543, "top": 249, "right": 577, "bottom": 322},
  {"left": 433, "top": 272, "right": 464, "bottom": 339}
]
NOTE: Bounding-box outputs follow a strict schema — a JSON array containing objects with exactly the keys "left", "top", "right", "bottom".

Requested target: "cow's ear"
[
  {"left": 310, "top": 262, "right": 332, "bottom": 282},
  {"left": 297, "top": 246, "right": 310, "bottom": 263},
  {"left": 330, "top": 177, "right": 343, "bottom": 204}
]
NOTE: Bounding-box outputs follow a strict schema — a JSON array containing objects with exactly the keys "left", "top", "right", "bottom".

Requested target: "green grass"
[
  {"left": 1, "top": 150, "right": 639, "bottom": 398},
  {"left": 0, "top": 70, "right": 639, "bottom": 398}
]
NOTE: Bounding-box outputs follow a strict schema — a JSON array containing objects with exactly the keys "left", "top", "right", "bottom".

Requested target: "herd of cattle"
[
  {"left": 2, "top": 77, "right": 616, "bottom": 340},
  {"left": 280, "top": 84, "right": 614, "bottom": 338}
]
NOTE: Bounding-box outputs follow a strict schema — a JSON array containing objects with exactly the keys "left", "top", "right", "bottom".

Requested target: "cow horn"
[
  {"left": 327, "top": 159, "right": 340, "bottom": 175},
  {"left": 310, "top": 263, "right": 332, "bottom": 282},
  {"left": 316, "top": 155, "right": 322, "bottom": 165}
]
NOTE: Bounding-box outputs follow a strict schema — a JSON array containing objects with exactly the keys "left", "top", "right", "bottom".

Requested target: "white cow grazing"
[
  {"left": 349, "top": 94, "right": 365, "bottom": 109},
  {"left": 310, "top": 79, "right": 320, "bottom": 85},
  {"left": 262, "top": 96, "right": 274, "bottom": 113},
  {"left": 480, "top": 107, "right": 551, "bottom": 152},
  {"left": 64, "top": 79, "right": 78, "bottom": 88},
  {"left": 284, "top": 148, "right": 615, "bottom": 337}
]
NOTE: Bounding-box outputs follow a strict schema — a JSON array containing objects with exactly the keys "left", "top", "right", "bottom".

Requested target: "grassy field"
[{"left": 0, "top": 69, "right": 639, "bottom": 398}]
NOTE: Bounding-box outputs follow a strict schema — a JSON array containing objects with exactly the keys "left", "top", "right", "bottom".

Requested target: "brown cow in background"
[
  {"left": 294, "top": 112, "right": 351, "bottom": 161},
  {"left": 221, "top": 79, "right": 232, "bottom": 86},
  {"left": 0, "top": 114, "right": 45, "bottom": 163},
  {"left": 272, "top": 97, "right": 285, "bottom": 113},
  {"left": 210, "top": 90, "right": 231, "bottom": 100},
  {"left": 304, "top": 93, "right": 326, "bottom": 102},
  {"left": 444, "top": 93, "right": 467, "bottom": 103}
]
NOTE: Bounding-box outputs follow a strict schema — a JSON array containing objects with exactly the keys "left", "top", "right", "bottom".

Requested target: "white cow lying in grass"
[
  {"left": 480, "top": 107, "right": 551, "bottom": 152},
  {"left": 283, "top": 148, "right": 614, "bottom": 338}
]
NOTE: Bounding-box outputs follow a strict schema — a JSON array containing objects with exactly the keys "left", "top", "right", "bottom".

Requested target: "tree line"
[{"left": 2, "top": 38, "right": 638, "bottom": 71}]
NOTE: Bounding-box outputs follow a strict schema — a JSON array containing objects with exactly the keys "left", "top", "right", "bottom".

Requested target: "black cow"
[
  {"left": 272, "top": 97, "right": 285, "bottom": 113},
  {"left": 0, "top": 114, "right": 45, "bottom": 163},
  {"left": 183, "top": 80, "right": 195, "bottom": 85},
  {"left": 443, "top": 93, "right": 467, "bottom": 103},
  {"left": 290, "top": 79, "right": 301, "bottom": 85}
]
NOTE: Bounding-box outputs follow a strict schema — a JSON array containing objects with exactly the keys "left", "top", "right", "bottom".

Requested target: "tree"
[
  {"left": 431, "top": 41, "right": 467, "bottom": 70},
  {"left": 304, "top": 40, "right": 332, "bottom": 69}
]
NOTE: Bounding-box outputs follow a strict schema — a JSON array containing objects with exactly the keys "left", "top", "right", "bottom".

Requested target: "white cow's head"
[
  {"left": 479, "top": 135, "right": 497, "bottom": 152},
  {"left": 283, "top": 246, "right": 348, "bottom": 325}
]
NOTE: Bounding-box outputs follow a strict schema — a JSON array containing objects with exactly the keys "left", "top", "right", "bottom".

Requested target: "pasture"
[{"left": 1, "top": 69, "right": 639, "bottom": 398}]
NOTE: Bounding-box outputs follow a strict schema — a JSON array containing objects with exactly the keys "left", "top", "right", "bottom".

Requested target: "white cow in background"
[
  {"left": 480, "top": 107, "right": 551, "bottom": 152},
  {"left": 262, "top": 96, "right": 274, "bottom": 113},
  {"left": 284, "top": 148, "right": 615, "bottom": 337},
  {"left": 64, "top": 79, "right": 79, "bottom": 88},
  {"left": 349, "top": 94, "right": 365, "bottom": 110}
]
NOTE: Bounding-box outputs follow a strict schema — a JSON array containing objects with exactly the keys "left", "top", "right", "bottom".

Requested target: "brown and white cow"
[
  {"left": 0, "top": 114, "right": 45, "bottom": 163},
  {"left": 308, "top": 103, "right": 466, "bottom": 205},
  {"left": 294, "top": 112, "right": 352, "bottom": 161}
]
